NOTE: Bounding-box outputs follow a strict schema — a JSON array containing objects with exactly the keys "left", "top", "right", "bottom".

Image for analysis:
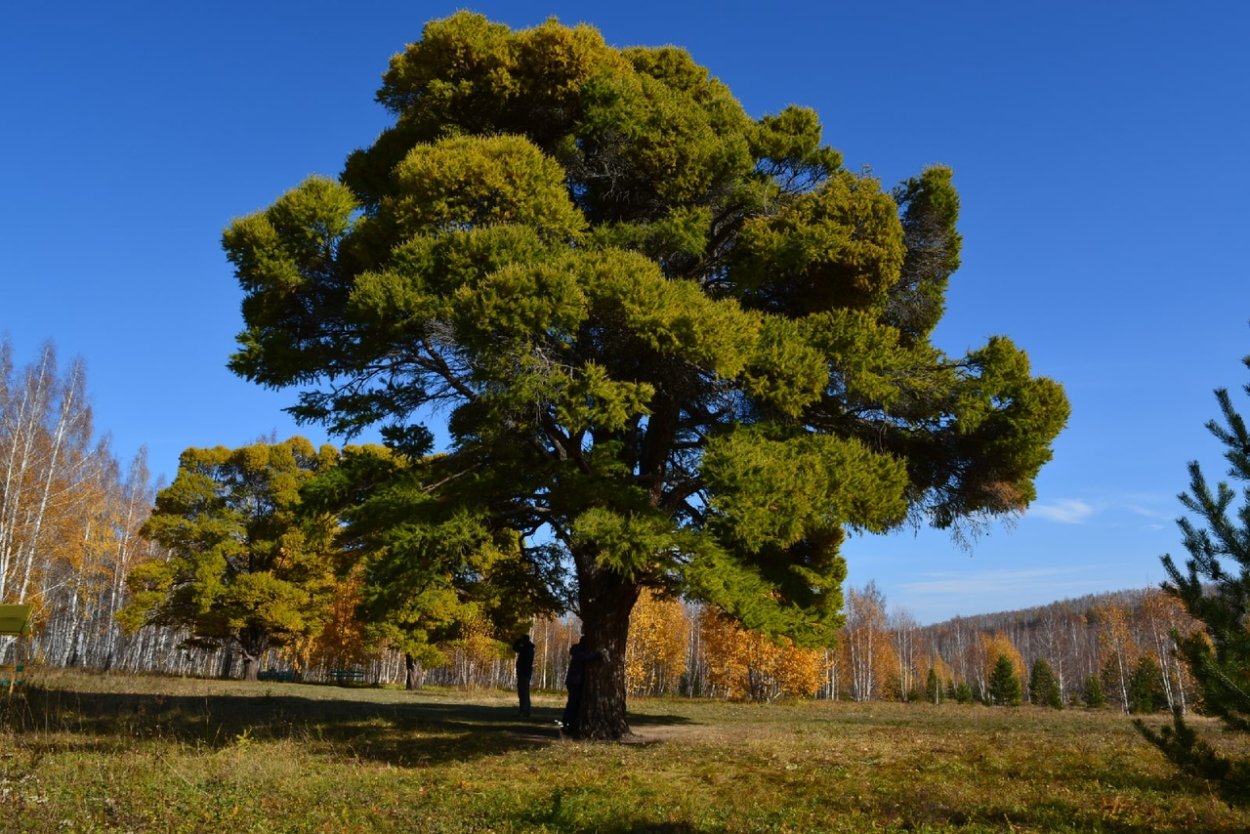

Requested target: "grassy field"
[{"left": 1, "top": 671, "right": 1246, "bottom": 833}]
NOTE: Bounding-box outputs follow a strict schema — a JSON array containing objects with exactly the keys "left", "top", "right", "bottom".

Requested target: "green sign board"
[{"left": 0, "top": 604, "right": 32, "bottom": 636}]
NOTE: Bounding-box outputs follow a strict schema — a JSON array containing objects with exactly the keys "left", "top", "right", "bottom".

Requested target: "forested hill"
[
  {"left": 927, "top": 586, "right": 1155, "bottom": 634},
  {"left": 869, "top": 583, "right": 1192, "bottom": 709}
]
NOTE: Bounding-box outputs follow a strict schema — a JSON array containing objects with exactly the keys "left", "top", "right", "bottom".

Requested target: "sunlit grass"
[{"left": 1, "top": 670, "right": 1245, "bottom": 832}]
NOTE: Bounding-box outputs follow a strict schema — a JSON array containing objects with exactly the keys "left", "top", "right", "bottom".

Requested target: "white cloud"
[
  {"left": 1028, "top": 498, "right": 1095, "bottom": 524},
  {"left": 1125, "top": 502, "right": 1173, "bottom": 522}
]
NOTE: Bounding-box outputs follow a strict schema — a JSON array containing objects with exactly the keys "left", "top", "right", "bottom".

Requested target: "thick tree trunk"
[
  {"left": 405, "top": 653, "right": 425, "bottom": 691},
  {"left": 241, "top": 653, "right": 259, "bottom": 682},
  {"left": 575, "top": 567, "right": 639, "bottom": 740},
  {"left": 239, "top": 631, "right": 267, "bottom": 682}
]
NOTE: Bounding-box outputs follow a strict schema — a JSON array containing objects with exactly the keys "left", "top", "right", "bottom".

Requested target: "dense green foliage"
[
  {"left": 222, "top": 13, "right": 1068, "bottom": 737},
  {"left": 303, "top": 445, "right": 560, "bottom": 676},
  {"left": 988, "top": 654, "right": 1022, "bottom": 706},
  {"left": 1029, "top": 657, "right": 1063, "bottom": 709},
  {"left": 1128, "top": 655, "right": 1167, "bottom": 714},
  {"left": 118, "top": 438, "right": 340, "bottom": 680},
  {"left": 1083, "top": 674, "right": 1106, "bottom": 708},
  {"left": 1141, "top": 354, "right": 1250, "bottom": 802}
]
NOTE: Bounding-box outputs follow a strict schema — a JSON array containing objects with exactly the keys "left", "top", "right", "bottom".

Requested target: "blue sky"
[{"left": 3, "top": 2, "right": 1247, "bottom": 623}]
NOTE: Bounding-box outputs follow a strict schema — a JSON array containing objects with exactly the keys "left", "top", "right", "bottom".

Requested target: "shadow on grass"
[
  {"left": 513, "top": 785, "right": 704, "bottom": 834},
  {"left": 517, "top": 817, "right": 700, "bottom": 834},
  {"left": 0, "top": 683, "right": 690, "bottom": 768}
]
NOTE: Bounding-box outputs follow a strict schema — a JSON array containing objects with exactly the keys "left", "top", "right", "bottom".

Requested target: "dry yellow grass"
[{"left": 1, "top": 670, "right": 1246, "bottom": 832}]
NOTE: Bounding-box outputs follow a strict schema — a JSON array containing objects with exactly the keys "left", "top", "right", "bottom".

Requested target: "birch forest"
[
  {"left": 0, "top": 340, "right": 171, "bottom": 673},
  {"left": 0, "top": 339, "right": 1201, "bottom": 714}
]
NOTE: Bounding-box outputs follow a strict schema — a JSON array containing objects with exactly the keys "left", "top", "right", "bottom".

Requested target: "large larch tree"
[
  {"left": 223, "top": 13, "right": 1068, "bottom": 738},
  {"left": 119, "top": 438, "right": 341, "bottom": 681}
]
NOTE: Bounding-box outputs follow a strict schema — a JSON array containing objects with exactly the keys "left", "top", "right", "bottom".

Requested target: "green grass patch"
[{"left": 0, "top": 670, "right": 1245, "bottom": 832}]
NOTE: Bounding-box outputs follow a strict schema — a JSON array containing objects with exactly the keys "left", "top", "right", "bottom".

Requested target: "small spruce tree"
[
  {"left": 1100, "top": 657, "right": 1130, "bottom": 713},
  {"left": 1029, "top": 658, "right": 1064, "bottom": 709},
  {"left": 1127, "top": 655, "right": 1167, "bottom": 715},
  {"left": 1083, "top": 674, "right": 1106, "bottom": 708},
  {"left": 953, "top": 681, "right": 973, "bottom": 704},
  {"left": 1140, "top": 354, "right": 1250, "bottom": 801},
  {"left": 988, "top": 654, "right": 1022, "bottom": 707},
  {"left": 926, "top": 667, "right": 942, "bottom": 705}
]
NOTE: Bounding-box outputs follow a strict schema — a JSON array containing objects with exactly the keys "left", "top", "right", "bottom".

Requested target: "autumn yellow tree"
[
  {"left": 821, "top": 647, "right": 844, "bottom": 700},
  {"left": 120, "top": 438, "right": 342, "bottom": 681},
  {"left": 625, "top": 589, "right": 690, "bottom": 696},
  {"left": 0, "top": 340, "right": 168, "bottom": 674},
  {"left": 770, "top": 639, "right": 826, "bottom": 699},
  {"left": 699, "top": 606, "right": 825, "bottom": 701},
  {"left": 300, "top": 571, "right": 375, "bottom": 676},
  {"left": 0, "top": 342, "right": 96, "bottom": 609},
  {"left": 979, "top": 631, "right": 1025, "bottom": 701},
  {"left": 42, "top": 453, "right": 118, "bottom": 666},
  {"left": 445, "top": 613, "right": 509, "bottom": 688}
]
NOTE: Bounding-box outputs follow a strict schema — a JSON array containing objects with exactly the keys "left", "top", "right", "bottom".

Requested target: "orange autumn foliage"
[
  {"left": 299, "top": 572, "right": 374, "bottom": 672},
  {"left": 698, "top": 607, "right": 825, "bottom": 701}
]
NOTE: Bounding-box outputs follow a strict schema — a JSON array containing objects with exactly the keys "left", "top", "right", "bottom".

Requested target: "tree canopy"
[
  {"left": 118, "top": 438, "right": 340, "bottom": 680},
  {"left": 222, "top": 13, "right": 1068, "bottom": 737}
]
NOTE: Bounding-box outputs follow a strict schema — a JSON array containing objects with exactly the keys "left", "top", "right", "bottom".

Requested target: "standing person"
[
  {"left": 511, "top": 634, "right": 535, "bottom": 717},
  {"left": 561, "top": 637, "right": 603, "bottom": 737}
]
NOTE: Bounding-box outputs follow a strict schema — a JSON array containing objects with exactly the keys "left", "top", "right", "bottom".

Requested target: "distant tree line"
[
  {"left": 824, "top": 582, "right": 1197, "bottom": 713},
  {"left": 303, "top": 581, "right": 1199, "bottom": 717}
]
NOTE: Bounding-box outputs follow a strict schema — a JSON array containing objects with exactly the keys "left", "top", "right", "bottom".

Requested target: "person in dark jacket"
[
  {"left": 511, "top": 634, "right": 535, "bottom": 717},
  {"left": 561, "top": 637, "right": 603, "bottom": 736}
]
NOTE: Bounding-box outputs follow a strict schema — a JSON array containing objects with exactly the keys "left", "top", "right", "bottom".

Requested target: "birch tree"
[
  {"left": 846, "top": 582, "right": 890, "bottom": 702},
  {"left": 0, "top": 341, "right": 94, "bottom": 607},
  {"left": 889, "top": 607, "right": 922, "bottom": 701},
  {"left": 1097, "top": 604, "right": 1137, "bottom": 714}
]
